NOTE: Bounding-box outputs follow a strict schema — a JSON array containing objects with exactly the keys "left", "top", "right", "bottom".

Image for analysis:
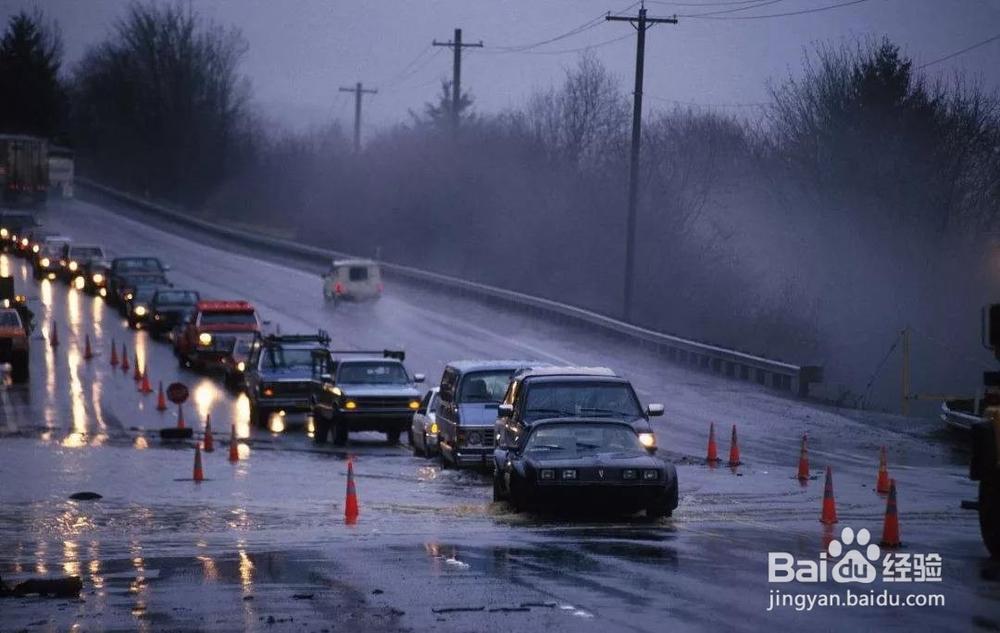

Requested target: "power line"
[
  {"left": 381, "top": 48, "right": 445, "bottom": 92},
  {"left": 647, "top": 0, "right": 782, "bottom": 5},
  {"left": 647, "top": 95, "right": 768, "bottom": 108},
  {"left": 492, "top": 15, "right": 607, "bottom": 52},
  {"left": 382, "top": 45, "right": 433, "bottom": 87},
  {"left": 918, "top": 32, "right": 1000, "bottom": 69},
  {"left": 496, "top": 32, "right": 637, "bottom": 56},
  {"left": 682, "top": 0, "right": 871, "bottom": 20},
  {"left": 680, "top": 0, "right": 788, "bottom": 18}
]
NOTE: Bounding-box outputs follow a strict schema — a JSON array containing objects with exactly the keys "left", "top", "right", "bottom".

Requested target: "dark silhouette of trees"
[
  {"left": 71, "top": 2, "right": 251, "bottom": 205},
  {"left": 0, "top": 10, "right": 64, "bottom": 137}
]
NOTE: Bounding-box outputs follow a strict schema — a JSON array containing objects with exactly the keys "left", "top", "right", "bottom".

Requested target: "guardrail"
[{"left": 76, "top": 177, "right": 824, "bottom": 397}]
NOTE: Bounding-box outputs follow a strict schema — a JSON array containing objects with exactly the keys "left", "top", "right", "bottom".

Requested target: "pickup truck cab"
[
  {"left": 244, "top": 330, "right": 331, "bottom": 429},
  {"left": 174, "top": 300, "right": 262, "bottom": 371},
  {"left": 107, "top": 257, "right": 169, "bottom": 307},
  {"left": 310, "top": 349, "right": 424, "bottom": 446}
]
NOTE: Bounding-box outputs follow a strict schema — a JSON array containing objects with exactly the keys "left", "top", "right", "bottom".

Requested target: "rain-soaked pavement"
[{"left": 0, "top": 197, "right": 998, "bottom": 631}]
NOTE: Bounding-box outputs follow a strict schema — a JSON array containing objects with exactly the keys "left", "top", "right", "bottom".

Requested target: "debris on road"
[
  {"left": 0, "top": 575, "right": 83, "bottom": 598},
  {"left": 68, "top": 491, "right": 102, "bottom": 500}
]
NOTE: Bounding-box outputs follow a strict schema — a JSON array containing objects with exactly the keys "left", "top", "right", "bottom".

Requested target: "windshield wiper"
[
  {"left": 575, "top": 441, "right": 601, "bottom": 449},
  {"left": 528, "top": 444, "right": 565, "bottom": 451},
  {"left": 525, "top": 408, "right": 576, "bottom": 417},
  {"left": 577, "top": 408, "right": 634, "bottom": 417}
]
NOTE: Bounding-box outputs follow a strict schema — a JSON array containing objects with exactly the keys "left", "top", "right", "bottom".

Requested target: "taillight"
[{"left": 334, "top": 283, "right": 343, "bottom": 294}]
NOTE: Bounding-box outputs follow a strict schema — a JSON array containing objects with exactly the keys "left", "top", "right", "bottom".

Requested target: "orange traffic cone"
[
  {"left": 228, "top": 423, "right": 239, "bottom": 463},
  {"left": 876, "top": 445, "right": 891, "bottom": 494},
  {"left": 820, "top": 466, "right": 838, "bottom": 524},
  {"left": 133, "top": 353, "right": 142, "bottom": 381},
  {"left": 192, "top": 443, "right": 204, "bottom": 482},
  {"left": 49, "top": 321, "right": 59, "bottom": 347},
  {"left": 156, "top": 381, "right": 168, "bottom": 411},
  {"left": 345, "top": 459, "right": 359, "bottom": 524},
  {"left": 203, "top": 414, "right": 214, "bottom": 452},
  {"left": 121, "top": 344, "right": 130, "bottom": 373},
  {"left": 728, "top": 424, "right": 741, "bottom": 467},
  {"left": 176, "top": 404, "right": 185, "bottom": 429},
  {"left": 139, "top": 367, "right": 153, "bottom": 394},
  {"left": 797, "top": 434, "right": 810, "bottom": 481},
  {"left": 706, "top": 422, "right": 720, "bottom": 464},
  {"left": 880, "top": 478, "right": 901, "bottom": 547},
  {"left": 110, "top": 339, "right": 119, "bottom": 367},
  {"left": 84, "top": 334, "right": 93, "bottom": 361}
]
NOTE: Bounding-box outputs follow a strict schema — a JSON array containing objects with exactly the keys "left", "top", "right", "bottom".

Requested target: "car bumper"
[
  {"left": 339, "top": 411, "right": 412, "bottom": 431},
  {"left": 525, "top": 482, "right": 671, "bottom": 507},
  {"left": 259, "top": 397, "right": 311, "bottom": 412}
]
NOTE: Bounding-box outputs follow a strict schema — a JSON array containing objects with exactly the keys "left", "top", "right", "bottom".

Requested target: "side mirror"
[
  {"left": 647, "top": 404, "right": 665, "bottom": 417},
  {"left": 498, "top": 403, "right": 514, "bottom": 417},
  {"left": 413, "top": 373, "right": 425, "bottom": 383}
]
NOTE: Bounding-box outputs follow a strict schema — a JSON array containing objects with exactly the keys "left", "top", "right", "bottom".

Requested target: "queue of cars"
[{"left": 1, "top": 221, "right": 678, "bottom": 517}]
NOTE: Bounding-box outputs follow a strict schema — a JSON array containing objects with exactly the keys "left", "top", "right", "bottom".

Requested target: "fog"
[{"left": 7, "top": 1, "right": 1000, "bottom": 412}]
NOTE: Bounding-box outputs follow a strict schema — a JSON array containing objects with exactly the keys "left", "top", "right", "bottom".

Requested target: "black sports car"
[{"left": 492, "top": 419, "right": 678, "bottom": 517}]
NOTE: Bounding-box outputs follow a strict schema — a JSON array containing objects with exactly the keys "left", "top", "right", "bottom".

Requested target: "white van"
[{"left": 321, "top": 259, "right": 382, "bottom": 303}]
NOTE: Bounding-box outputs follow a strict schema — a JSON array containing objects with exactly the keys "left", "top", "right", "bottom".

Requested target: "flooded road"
[{"left": 0, "top": 198, "right": 997, "bottom": 631}]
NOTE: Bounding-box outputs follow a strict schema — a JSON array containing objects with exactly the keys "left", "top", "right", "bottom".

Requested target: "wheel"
[
  {"left": 386, "top": 428, "right": 402, "bottom": 445},
  {"left": 10, "top": 356, "right": 28, "bottom": 383},
  {"left": 313, "top": 410, "right": 329, "bottom": 444},
  {"left": 410, "top": 429, "right": 424, "bottom": 457},
  {"left": 251, "top": 405, "right": 271, "bottom": 429},
  {"left": 492, "top": 467, "right": 508, "bottom": 502},
  {"left": 508, "top": 473, "right": 526, "bottom": 511},
  {"left": 332, "top": 416, "right": 349, "bottom": 446},
  {"left": 127, "top": 317, "right": 137, "bottom": 329},
  {"left": 439, "top": 445, "right": 452, "bottom": 470},
  {"left": 980, "top": 472, "right": 1000, "bottom": 558},
  {"left": 646, "top": 484, "right": 677, "bottom": 519}
]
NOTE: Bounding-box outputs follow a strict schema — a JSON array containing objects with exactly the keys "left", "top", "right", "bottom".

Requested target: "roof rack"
[
  {"left": 328, "top": 349, "right": 406, "bottom": 361},
  {"left": 264, "top": 329, "right": 331, "bottom": 346}
]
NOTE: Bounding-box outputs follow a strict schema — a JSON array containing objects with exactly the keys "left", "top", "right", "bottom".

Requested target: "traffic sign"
[{"left": 166, "top": 382, "right": 189, "bottom": 404}]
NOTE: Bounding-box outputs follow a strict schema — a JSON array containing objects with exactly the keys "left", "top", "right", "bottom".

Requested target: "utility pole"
[
  {"left": 901, "top": 326, "right": 910, "bottom": 416},
  {"left": 338, "top": 82, "right": 377, "bottom": 152},
  {"left": 432, "top": 28, "right": 483, "bottom": 131},
  {"left": 607, "top": 3, "right": 677, "bottom": 322}
]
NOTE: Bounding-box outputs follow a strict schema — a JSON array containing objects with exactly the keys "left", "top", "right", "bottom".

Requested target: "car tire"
[
  {"left": 386, "top": 429, "right": 402, "bottom": 445},
  {"left": 127, "top": 317, "right": 137, "bottom": 330},
  {"left": 313, "top": 410, "right": 329, "bottom": 444},
  {"left": 508, "top": 473, "right": 526, "bottom": 511},
  {"left": 646, "top": 485, "right": 677, "bottom": 519},
  {"left": 332, "top": 416, "right": 349, "bottom": 446},
  {"left": 10, "top": 356, "right": 29, "bottom": 384},
  {"left": 439, "top": 446, "right": 452, "bottom": 470},
  {"left": 492, "top": 468, "right": 507, "bottom": 502},
  {"left": 980, "top": 472, "right": 1000, "bottom": 558}
]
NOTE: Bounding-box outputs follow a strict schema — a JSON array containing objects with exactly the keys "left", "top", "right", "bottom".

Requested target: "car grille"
[
  {"left": 272, "top": 382, "right": 311, "bottom": 396},
  {"left": 461, "top": 429, "right": 495, "bottom": 448},
  {"left": 353, "top": 396, "right": 412, "bottom": 410}
]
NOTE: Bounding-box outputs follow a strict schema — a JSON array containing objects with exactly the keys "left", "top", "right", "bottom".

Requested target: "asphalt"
[{"left": 0, "top": 198, "right": 996, "bottom": 632}]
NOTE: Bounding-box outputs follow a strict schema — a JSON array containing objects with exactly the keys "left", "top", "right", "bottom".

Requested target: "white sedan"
[{"left": 409, "top": 387, "right": 440, "bottom": 457}]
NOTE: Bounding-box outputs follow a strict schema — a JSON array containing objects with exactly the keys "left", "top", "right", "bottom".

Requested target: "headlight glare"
[
  {"left": 68, "top": 261, "right": 78, "bottom": 271},
  {"left": 92, "top": 273, "right": 104, "bottom": 284},
  {"left": 40, "top": 257, "right": 50, "bottom": 267},
  {"left": 345, "top": 400, "right": 357, "bottom": 410},
  {"left": 236, "top": 361, "right": 246, "bottom": 372},
  {"left": 198, "top": 332, "right": 212, "bottom": 345},
  {"left": 408, "top": 400, "right": 419, "bottom": 410},
  {"left": 134, "top": 305, "right": 148, "bottom": 317},
  {"left": 639, "top": 432, "right": 656, "bottom": 449}
]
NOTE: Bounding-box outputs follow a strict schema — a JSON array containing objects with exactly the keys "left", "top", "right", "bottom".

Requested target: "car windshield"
[
  {"left": 523, "top": 381, "right": 643, "bottom": 421},
  {"left": 337, "top": 361, "right": 409, "bottom": 384},
  {"left": 459, "top": 370, "right": 515, "bottom": 403},
  {"left": 133, "top": 286, "right": 161, "bottom": 302},
  {"left": 0, "top": 310, "right": 21, "bottom": 328},
  {"left": 118, "top": 258, "right": 163, "bottom": 272},
  {"left": 260, "top": 346, "right": 314, "bottom": 370},
  {"left": 199, "top": 311, "right": 257, "bottom": 325},
  {"left": 70, "top": 247, "right": 104, "bottom": 259},
  {"left": 525, "top": 423, "right": 645, "bottom": 456},
  {"left": 154, "top": 291, "right": 198, "bottom": 305}
]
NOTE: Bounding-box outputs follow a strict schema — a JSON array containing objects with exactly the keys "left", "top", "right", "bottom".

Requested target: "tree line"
[{"left": 3, "top": 3, "right": 998, "bottom": 404}]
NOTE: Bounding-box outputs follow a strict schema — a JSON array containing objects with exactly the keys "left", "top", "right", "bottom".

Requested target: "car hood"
[
  {"left": 457, "top": 403, "right": 500, "bottom": 426},
  {"left": 199, "top": 325, "right": 259, "bottom": 333},
  {"left": 259, "top": 367, "right": 313, "bottom": 382},
  {"left": 338, "top": 384, "right": 421, "bottom": 398}
]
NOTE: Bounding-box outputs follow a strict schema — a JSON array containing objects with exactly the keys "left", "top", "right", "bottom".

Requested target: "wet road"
[{"left": 0, "top": 198, "right": 997, "bottom": 632}]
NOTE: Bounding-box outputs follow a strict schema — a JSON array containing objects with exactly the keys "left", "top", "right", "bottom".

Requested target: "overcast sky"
[{"left": 8, "top": 0, "right": 1000, "bottom": 136}]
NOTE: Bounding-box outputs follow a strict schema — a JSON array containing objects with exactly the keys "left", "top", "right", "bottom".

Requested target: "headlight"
[
  {"left": 198, "top": 332, "right": 212, "bottom": 345},
  {"left": 639, "top": 432, "right": 656, "bottom": 449},
  {"left": 623, "top": 469, "right": 637, "bottom": 480},
  {"left": 68, "top": 261, "right": 78, "bottom": 271},
  {"left": 643, "top": 469, "right": 659, "bottom": 481},
  {"left": 20, "top": 238, "right": 28, "bottom": 246},
  {"left": 99, "top": 288, "right": 107, "bottom": 297},
  {"left": 429, "top": 422, "right": 438, "bottom": 434},
  {"left": 539, "top": 469, "right": 555, "bottom": 480},
  {"left": 124, "top": 292, "right": 134, "bottom": 301},
  {"left": 31, "top": 245, "right": 39, "bottom": 253},
  {"left": 92, "top": 273, "right": 104, "bottom": 284},
  {"left": 562, "top": 469, "right": 578, "bottom": 480},
  {"left": 236, "top": 361, "right": 246, "bottom": 372},
  {"left": 133, "top": 305, "right": 148, "bottom": 317},
  {"left": 1, "top": 228, "right": 8, "bottom": 238},
  {"left": 345, "top": 400, "right": 357, "bottom": 410},
  {"left": 408, "top": 400, "right": 420, "bottom": 410},
  {"left": 2, "top": 299, "right": 8, "bottom": 308},
  {"left": 39, "top": 257, "right": 50, "bottom": 267},
  {"left": 468, "top": 431, "right": 482, "bottom": 445},
  {"left": 73, "top": 276, "right": 85, "bottom": 290}
]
